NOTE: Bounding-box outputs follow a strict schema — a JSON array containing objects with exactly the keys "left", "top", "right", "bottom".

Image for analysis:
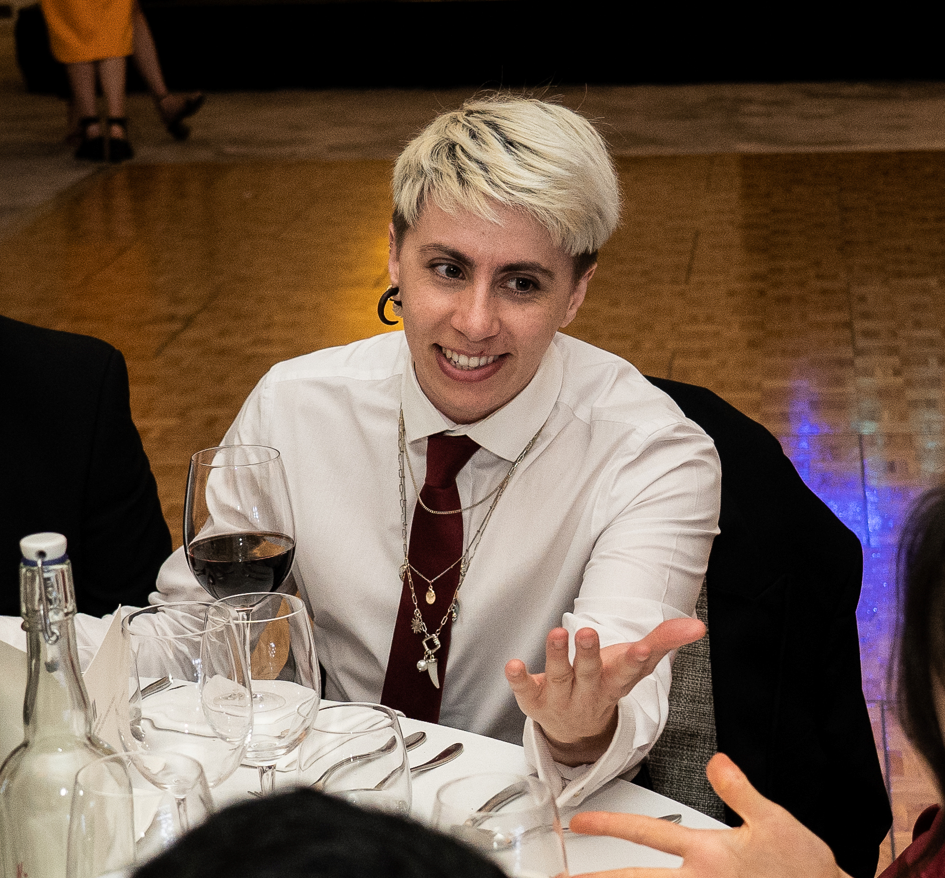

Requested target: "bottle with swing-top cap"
[{"left": 0, "top": 533, "right": 115, "bottom": 878}]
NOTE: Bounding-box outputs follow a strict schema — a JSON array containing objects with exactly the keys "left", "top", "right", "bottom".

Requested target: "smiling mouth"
[{"left": 440, "top": 347, "right": 501, "bottom": 371}]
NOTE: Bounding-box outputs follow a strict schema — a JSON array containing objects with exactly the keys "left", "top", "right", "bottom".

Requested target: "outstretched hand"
[
  {"left": 504, "top": 618, "right": 705, "bottom": 765},
  {"left": 568, "top": 753, "right": 851, "bottom": 878}
]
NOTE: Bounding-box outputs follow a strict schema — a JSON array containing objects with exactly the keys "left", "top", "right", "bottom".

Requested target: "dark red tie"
[{"left": 381, "top": 433, "right": 479, "bottom": 722}]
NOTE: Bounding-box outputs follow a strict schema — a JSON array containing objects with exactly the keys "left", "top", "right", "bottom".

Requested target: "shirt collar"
[{"left": 400, "top": 336, "right": 564, "bottom": 462}]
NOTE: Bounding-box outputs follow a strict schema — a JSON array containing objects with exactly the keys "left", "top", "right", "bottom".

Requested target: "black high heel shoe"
[
  {"left": 157, "top": 93, "right": 205, "bottom": 141},
  {"left": 106, "top": 117, "right": 134, "bottom": 163},
  {"left": 74, "top": 116, "right": 106, "bottom": 161}
]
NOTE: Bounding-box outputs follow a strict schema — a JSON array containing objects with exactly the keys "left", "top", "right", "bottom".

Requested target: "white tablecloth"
[
  {"left": 1, "top": 637, "right": 726, "bottom": 873},
  {"left": 214, "top": 708, "right": 727, "bottom": 873}
]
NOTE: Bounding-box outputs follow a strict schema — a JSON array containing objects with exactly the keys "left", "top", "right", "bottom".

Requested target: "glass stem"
[
  {"left": 175, "top": 795, "right": 191, "bottom": 832},
  {"left": 258, "top": 763, "right": 277, "bottom": 795}
]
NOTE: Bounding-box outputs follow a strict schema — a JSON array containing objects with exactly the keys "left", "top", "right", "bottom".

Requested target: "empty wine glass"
[
  {"left": 432, "top": 773, "right": 569, "bottom": 878},
  {"left": 119, "top": 602, "right": 252, "bottom": 793},
  {"left": 67, "top": 752, "right": 212, "bottom": 878},
  {"left": 184, "top": 445, "right": 296, "bottom": 600},
  {"left": 209, "top": 592, "right": 320, "bottom": 795},
  {"left": 297, "top": 702, "right": 411, "bottom": 815}
]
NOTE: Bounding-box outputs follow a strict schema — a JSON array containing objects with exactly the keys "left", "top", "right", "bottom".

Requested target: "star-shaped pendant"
[{"left": 410, "top": 614, "right": 424, "bottom": 634}]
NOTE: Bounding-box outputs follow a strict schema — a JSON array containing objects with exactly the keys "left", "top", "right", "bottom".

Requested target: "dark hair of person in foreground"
[
  {"left": 896, "top": 484, "right": 945, "bottom": 867},
  {"left": 131, "top": 786, "right": 507, "bottom": 878}
]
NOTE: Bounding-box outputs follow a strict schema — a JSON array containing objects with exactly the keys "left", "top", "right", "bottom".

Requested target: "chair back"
[
  {"left": 643, "top": 375, "right": 890, "bottom": 878},
  {"left": 645, "top": 580, "right": 725, "bottom": 821}
]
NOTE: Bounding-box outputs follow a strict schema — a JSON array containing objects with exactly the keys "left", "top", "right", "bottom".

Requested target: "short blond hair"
[{"left": 392, "top": 95, "right": 620, "bottom": 263}]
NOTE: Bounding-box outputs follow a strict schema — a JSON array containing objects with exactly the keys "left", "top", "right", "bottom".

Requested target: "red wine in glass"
[
  {"left": 187, "top": 531, "right": 295, "bottom": 599},
  {"left": 184, "top": 445, "right": 296, "bottom": 600}
]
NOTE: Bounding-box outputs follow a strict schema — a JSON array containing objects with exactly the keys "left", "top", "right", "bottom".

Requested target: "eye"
[
  {"left": 433, "top": 263, "right": 464, "bottom": 280},
  {"left": 504, "top": 276, "right": 538, "bottom": 295}
]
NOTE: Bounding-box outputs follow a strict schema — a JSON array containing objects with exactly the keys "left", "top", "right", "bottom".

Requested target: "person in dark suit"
[
  {"left": 0, "top": 315, "right": 171, "bottom": 617},
  {"left": 637, "top": 377, "right": 890, "bottom": 878}
]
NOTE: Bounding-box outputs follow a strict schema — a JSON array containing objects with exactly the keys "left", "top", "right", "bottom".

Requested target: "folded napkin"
[{"left": 0, "top": 638, "right": 27, "bottom": 765}]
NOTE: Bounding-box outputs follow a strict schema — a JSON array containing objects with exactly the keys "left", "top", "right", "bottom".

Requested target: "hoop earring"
[{"left": 377, "top": 286, "right": 402, "bottom": 325}]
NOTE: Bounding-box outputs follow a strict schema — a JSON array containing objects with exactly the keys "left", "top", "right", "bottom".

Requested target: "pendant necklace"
[{"left": 398, "top": 407, "right": 542, "bottom": 687}]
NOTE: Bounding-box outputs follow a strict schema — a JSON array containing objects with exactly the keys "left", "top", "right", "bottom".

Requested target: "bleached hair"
[{"left": 392, "top": 95, "right": 621, "bottom": 259}]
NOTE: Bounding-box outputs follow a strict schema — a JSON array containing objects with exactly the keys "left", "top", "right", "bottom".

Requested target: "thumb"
[
  {"left": 705, "top": 753, "right": 770, "bottom": 821},
  {"left": 642, "top": 617, "right": 707, "bottom": 655}
]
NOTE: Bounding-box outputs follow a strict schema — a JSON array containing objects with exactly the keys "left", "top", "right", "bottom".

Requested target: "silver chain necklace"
[{"left": 398, "top": 407, "right": 542, "bottom": 687}]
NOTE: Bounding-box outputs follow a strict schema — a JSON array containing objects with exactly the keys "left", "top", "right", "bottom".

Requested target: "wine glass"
[
  {"left": 184, "top": 445, "right": 295, "bottom": 600},
  {"left": 67, "top": 752, "right": 212, "bottom": 878},
  {"left": 119, "top": 602, "right": 253, "bottom": 794},
  {"left": 297, "top": 702, "right": 412, "bottom": 815},
  {"left": 431, "top": 773, "right": 569, "bottom": 878},
  {"left": 209, "top": 592, "right": 320, "bottom": 795}
]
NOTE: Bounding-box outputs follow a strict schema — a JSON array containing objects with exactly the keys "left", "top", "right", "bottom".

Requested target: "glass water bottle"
[{"left": 0, "top": 533, "right": 115, "bottom": 878}]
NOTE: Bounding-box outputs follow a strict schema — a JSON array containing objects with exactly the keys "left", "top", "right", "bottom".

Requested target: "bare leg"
[
  {"left": 65, "top": 97, "right": 82, "bottom": 144},
  {"left": 97, "top": 56, "right": 127, "bottom": 120},
  {"left": 66, "top": 62, "right": 98, "bottom": 126},
  {"left": 97, "top": 56, "right": 134, "bottom": 161},
  {"left": 67, "top": 62, "right": 105, "bottom": 159},
  {"left": 130, "top": 2, "right": 205, "bottom": 139},
  {"left": 131, "top": 1, "right": 170, "bottom": 100}
]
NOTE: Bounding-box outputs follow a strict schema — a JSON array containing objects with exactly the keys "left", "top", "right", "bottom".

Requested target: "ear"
[
  {"left": 388, "top": 222, "right": 401, "bottom": 287},
  {"left": 560, "top": 263, "right": 596, "bottom": 328}
]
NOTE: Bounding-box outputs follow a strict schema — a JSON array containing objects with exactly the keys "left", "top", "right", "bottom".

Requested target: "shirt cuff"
[{"left": 523, "top": 700, "right": 643, "bottom": 809}]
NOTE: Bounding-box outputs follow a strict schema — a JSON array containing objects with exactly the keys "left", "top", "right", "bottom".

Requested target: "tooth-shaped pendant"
[{"left": 425, "top": 657, "right": 440, "bottom": 688}]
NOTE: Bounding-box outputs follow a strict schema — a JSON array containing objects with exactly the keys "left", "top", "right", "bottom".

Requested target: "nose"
[{"left": 450, "top": 284, "right": 499, "bottom": 342}]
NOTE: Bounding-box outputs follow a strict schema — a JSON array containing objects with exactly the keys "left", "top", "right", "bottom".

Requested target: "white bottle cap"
[{"left": 20, "top": 532, "right": 68, "bottom": 561}]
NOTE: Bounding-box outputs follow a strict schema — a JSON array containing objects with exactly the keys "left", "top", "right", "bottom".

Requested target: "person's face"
[{"left": 388, "top": 202, "right": 595, "bottom": 424}]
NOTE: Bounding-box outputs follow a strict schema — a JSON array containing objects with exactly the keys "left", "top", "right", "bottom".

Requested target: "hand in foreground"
[
  {"left": 504, "top": 618, "right": 705, "bottom": 766},
  {"left": 569, "top": 753, "right": 851, "bottom": 878}
]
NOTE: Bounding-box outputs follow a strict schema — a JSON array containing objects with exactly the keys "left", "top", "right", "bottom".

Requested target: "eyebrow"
[{"left": 417, "top": 244, "right": 556, "bottom": 280}]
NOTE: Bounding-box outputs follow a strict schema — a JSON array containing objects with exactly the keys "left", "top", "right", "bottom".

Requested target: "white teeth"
[{"left": 441, "top": 347, "right": 499, "bottom": 371}]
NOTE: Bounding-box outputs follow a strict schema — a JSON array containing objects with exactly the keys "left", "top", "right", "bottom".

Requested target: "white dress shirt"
[
  {"left": 0, "top": 330, "right": 720, "bottom": 807},
  {"left": 155, "top": 330, "right": 720, "bottom": 806}
]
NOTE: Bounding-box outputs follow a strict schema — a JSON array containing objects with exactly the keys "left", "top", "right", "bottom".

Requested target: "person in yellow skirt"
[
  {"left": 41, "top": 0, "right": 136, "bottom": 160},
  {"left": 43, "top": 0, "right": 205, "bottom": 161}
]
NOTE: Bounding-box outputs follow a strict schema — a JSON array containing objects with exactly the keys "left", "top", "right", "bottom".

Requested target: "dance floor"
[{"left": 2, "top": 48, "right": 945, "bottom": 869}]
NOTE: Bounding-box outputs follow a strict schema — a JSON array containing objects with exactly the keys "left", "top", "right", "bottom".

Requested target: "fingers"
[
  {"left": 504, "top": 629, "right": 581, "bottom": 717},
  {"left": 504, "top": 658, "right": 538, "bottom": 697},
  {"left": 640, "top": 617, "right": 706, "bottom": 656},
  {"left": 570, "top": 811, "right": 691, "bottom": 858},
  {"left": 572, "top": 626, "right": 604, "bottom": 682},
  {"left": 507, "top": 619, "right": 707, "bottom": 714},
  {"left": 615, "top": 618, "right": 705, "bottom": 679},
  {"left": 543, "top": 627, "right": 574, "bottom": 684},
  {"left": 705, "top": 752, "right": 774, "bottom": 825}
]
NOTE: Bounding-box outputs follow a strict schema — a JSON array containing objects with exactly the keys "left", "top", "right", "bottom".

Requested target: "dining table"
[
  {"left": 1, "top": 637, "right": 727, "bottom": 874},
  {"left": 212, "top": 702, "right": 728, "bottom": 874}
]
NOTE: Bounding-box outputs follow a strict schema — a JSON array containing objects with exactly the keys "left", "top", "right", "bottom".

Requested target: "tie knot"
[{"left": 424, "top": 433, "right": 479, "bottom": 488}]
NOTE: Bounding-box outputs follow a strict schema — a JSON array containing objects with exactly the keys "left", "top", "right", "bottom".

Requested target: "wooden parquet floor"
[{"left": 3, "top": 150, "right": 944, "bottom": 873}]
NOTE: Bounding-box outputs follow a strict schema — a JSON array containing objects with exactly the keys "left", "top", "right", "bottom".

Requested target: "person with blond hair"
[
  {"left": 1, "top": 94, "right": 718, "bottom": 810},
  {"left": 148, "top": 93, "right": 719, "bottom": 805}
]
